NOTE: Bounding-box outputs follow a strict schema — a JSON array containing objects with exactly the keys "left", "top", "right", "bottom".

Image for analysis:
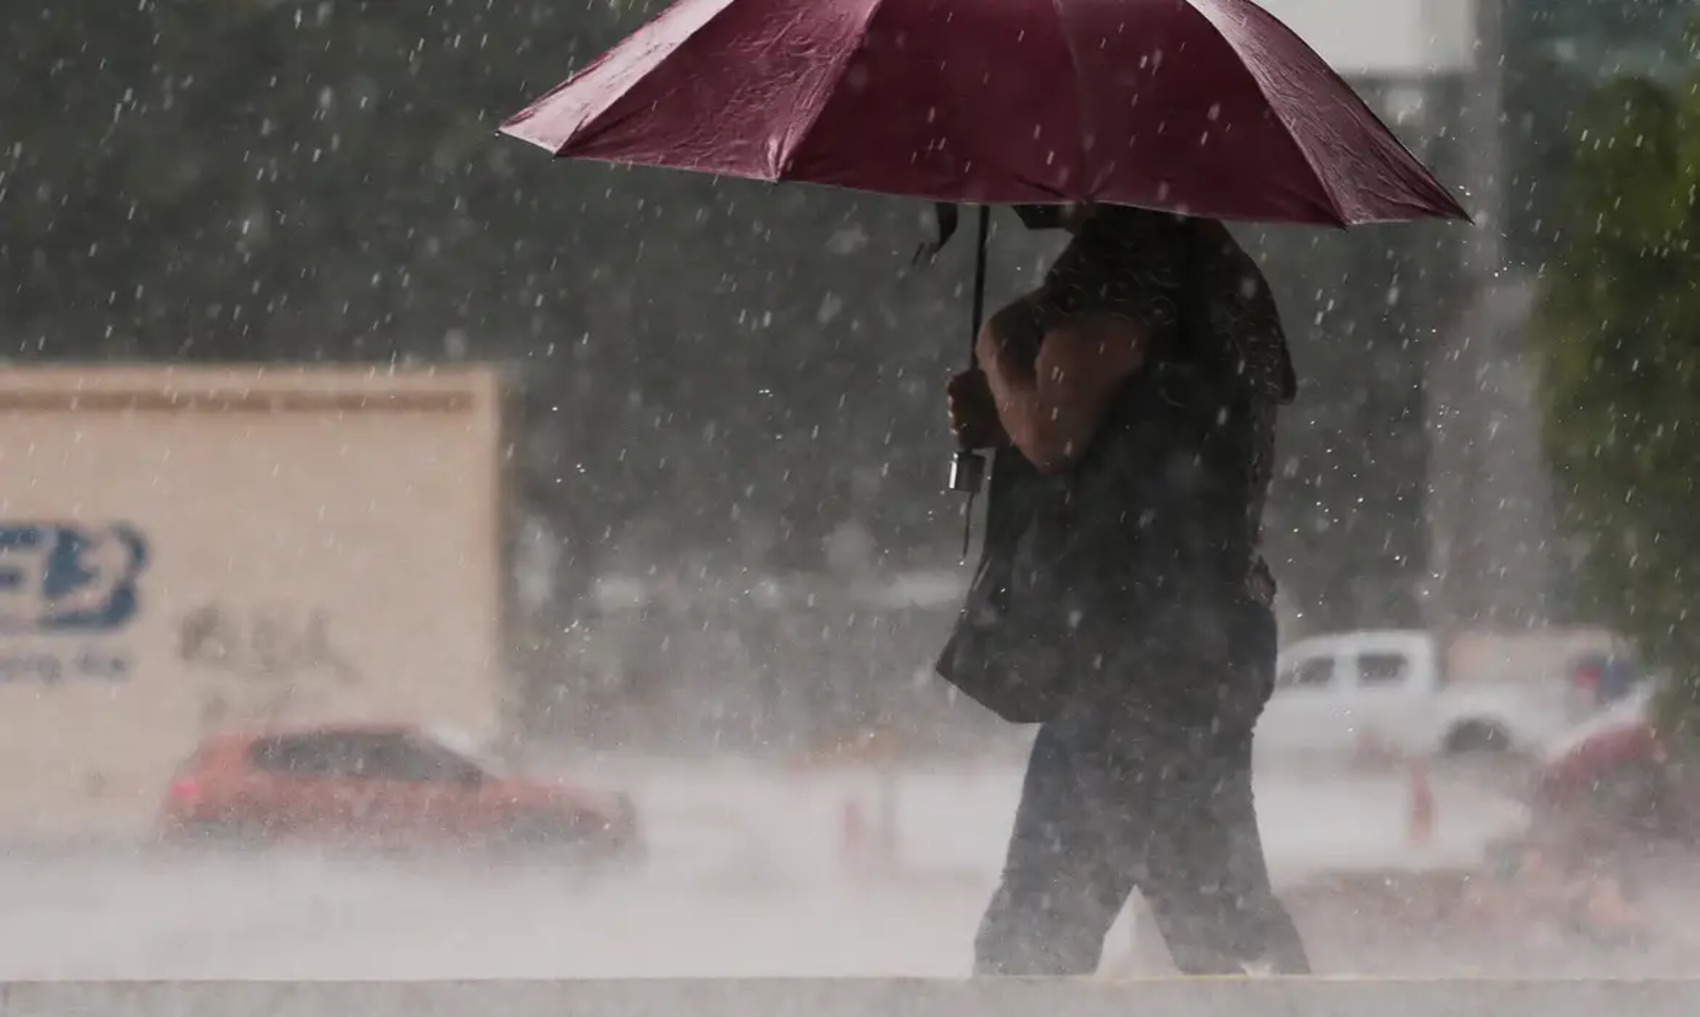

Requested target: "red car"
[
  {"left": 160, "top": 723, "right": 641, "bottom": 860},
  {"left": 1535, "top": 686, "right": 1692, "bottom": 830}
]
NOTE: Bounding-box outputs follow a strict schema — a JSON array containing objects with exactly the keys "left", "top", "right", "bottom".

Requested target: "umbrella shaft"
[
  {"left": 956, "top": 206, "right": 993, "bottom": 560},
  {"left": 968, "top": 205, "right": 991, "bottom": 359}
]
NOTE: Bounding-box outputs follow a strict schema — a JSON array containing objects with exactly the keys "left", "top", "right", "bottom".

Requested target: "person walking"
[{"left": 941, "top": 202, "right": 1311, "bottom": 977}]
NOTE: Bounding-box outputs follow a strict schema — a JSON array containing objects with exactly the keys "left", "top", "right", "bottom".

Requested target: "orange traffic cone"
[{"left": 1408, "top": 757, "right": 1435, "bottom": 846}]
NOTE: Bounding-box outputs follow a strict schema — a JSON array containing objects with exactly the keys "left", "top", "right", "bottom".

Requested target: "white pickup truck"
[{"left": 1257, "top": 628, "right": 1606, "bottom": 761}]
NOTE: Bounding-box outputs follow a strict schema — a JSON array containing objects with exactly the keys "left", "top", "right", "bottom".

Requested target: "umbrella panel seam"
[{"left": 774, "top": 0, "right": 894, "bottom": 180}]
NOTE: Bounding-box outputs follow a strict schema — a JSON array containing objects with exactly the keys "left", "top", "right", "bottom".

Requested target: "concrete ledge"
[{"left": 0, "top": 979, "right": 1695, "bottom": 1017}]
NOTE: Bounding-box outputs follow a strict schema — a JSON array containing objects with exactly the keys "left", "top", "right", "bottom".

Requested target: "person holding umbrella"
[
  {"left": 500, "top": 0, "right": 1469, "bottom": 979},
  {"left": 945, "top": 202, "right": 1307, "bottom": 976}
]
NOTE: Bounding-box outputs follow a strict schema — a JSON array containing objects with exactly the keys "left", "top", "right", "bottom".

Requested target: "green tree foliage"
[
  {"left": 1534, "top": 64, "right": 1700, "bottom": 736},
  {"left": 1503, "top": 0, "right": 1699, "bottom": 269}
]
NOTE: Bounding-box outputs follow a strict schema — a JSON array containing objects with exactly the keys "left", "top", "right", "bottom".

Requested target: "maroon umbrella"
[
  {"left": 499, "top": 0, "right": 1468, "bottom": 550},
  {"left": 499, "top": 0, "right": 1467, "bottom": 226}
]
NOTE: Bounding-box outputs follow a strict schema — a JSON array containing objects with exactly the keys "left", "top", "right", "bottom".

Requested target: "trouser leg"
[
  {"left": 973, "top": 724, "right": 1136, "bottom": 976},
  {"left": 974, "top": 595, "right": 1312, "bottom": 977},
  {"left": 973, "top": 707, "right": 1309, "bottom": 977},
  {"left": 1076, "top": 593, "right": 1313, "bottom": 977},
  {"left": 1122, "top": 728, "right": 1312, "bottom": 975}
]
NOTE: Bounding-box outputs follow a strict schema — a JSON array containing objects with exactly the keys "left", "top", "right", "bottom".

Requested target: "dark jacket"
[{"left": 936, "top": 211, "right": 1295, "bottom": 723}]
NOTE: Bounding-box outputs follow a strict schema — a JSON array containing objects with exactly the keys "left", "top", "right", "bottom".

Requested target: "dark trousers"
[{"left": 973, "top": 597, "right": 1312, "bottom": 977}]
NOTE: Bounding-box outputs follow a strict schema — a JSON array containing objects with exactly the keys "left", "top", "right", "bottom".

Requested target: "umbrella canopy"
[{"left": 500, "top": 0, "right": 1467, "bottom": 226}]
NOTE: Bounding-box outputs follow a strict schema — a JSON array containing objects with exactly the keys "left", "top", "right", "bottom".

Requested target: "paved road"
[{"left": 0, "top": 763, "right": 1531, "bottom": 979}]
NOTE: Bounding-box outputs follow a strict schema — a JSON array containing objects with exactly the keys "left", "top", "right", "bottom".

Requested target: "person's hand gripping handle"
[{"left": 947, "top": 369, "right": 1002, "bottom": 557}]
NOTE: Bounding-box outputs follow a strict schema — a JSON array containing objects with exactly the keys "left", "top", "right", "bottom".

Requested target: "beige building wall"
[{"left": 0, "top": 365, "right": 506, "bottom": 837}]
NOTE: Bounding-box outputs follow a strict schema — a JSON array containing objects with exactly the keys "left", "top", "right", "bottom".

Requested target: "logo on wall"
[
  {"left": 0, "top": 523, "right": 148, "bottom": 683},
  {"left": 180, "top": 601, "right": 361, "bottom": 729}
]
